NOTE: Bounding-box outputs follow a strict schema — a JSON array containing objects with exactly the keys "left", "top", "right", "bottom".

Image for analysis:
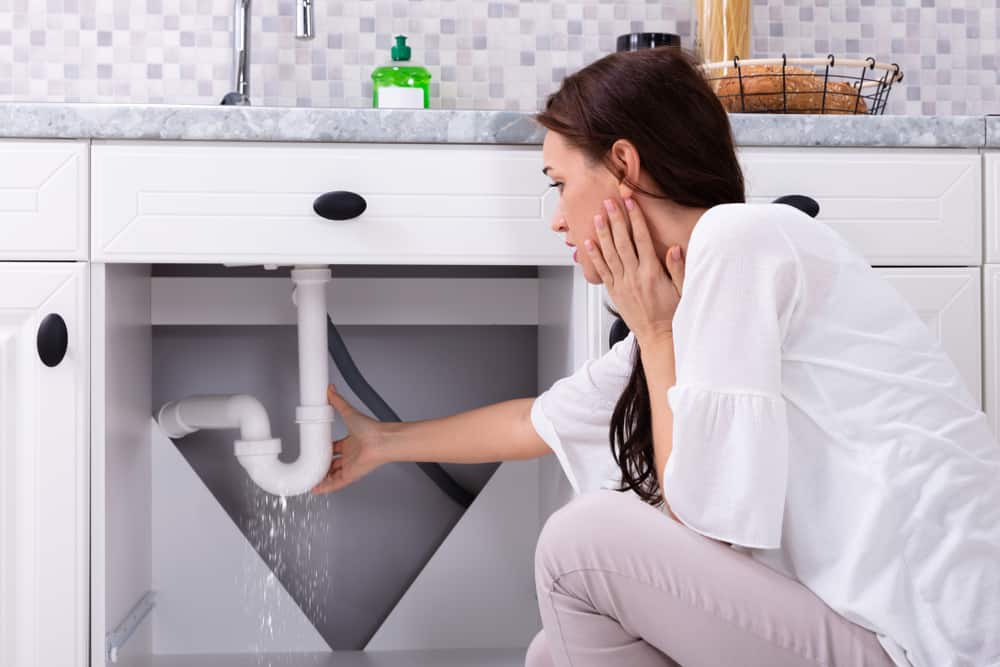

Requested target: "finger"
[
  {"left": 327, "top": 385, "right": 351, "bottom": 413},
  {"left": 624, "top": 198, "right": 659, "bottom": 267},
  {"left": 593, "top": 212, "right": 624, "bottom": 281},
  {"left": 312, "top": 463, "right": 343, "bottom": 495},
  {"left": 311, "top": 475, "right": 336, "bottom": 495},
  {"left": 603, "top": 198, "right": 638, "bottom": 274},
  {"left": 667, "top": 245, "right": 686, "bottom": 295},
  {"left": 311, "top": 480, "right": 337, "bottom": 495},
  {"left": 584, "top": 236, "right": 612, "bottom": 286}
]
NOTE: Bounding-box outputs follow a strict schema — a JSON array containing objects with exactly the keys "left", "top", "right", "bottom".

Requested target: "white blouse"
[{"left": 530, "top": 202, "right": 1000, "bottom": 667}]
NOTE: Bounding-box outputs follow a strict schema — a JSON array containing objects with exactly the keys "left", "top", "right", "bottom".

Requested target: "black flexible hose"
[{"left": 326, "top": 315, "right": 476, "bottom": 509}]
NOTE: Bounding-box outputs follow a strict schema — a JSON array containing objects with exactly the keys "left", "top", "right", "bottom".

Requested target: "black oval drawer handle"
[
  {"left": 37, "top": 313, "right": 68, "bottom": 367},
  {"left": 313, "top": 190, "right": 367, "bottom": 221},
  {"left": 772, "top": 194, "right": 820, "bottom": 219}
]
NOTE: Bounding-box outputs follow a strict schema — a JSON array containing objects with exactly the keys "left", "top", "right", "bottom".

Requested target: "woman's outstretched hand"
[{"left": 311, "top": 384, "right": 391, "bottom": 495}]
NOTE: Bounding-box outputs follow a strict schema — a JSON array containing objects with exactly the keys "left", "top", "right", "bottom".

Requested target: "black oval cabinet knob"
[
  {"left": 37, "top": 313, "right": 68, "bottom": 367},
  {"left": 772, "top": 194, "right": 820, "bottom": 219},
  {"left": 313, "top": 190, "right": 367, "bottom": 221}
]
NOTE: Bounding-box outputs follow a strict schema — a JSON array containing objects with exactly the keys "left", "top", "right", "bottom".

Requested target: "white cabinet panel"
[
  {"left": 0, "top": 139, "right": 89, "bottom": 260},
  {"left": 0, "top": 262, "right": 89, "bottom": 667},
  {"left": 92, "top": 141, "right": 567, "bottom": 265},
  {"left": 985, "top": 152, "right": 1000, "bottom": 263},
  {"left": 877, "top": 267, "right": 981, "bottom": 406},
  {"left": 983, "top": 265, "right": 1000, "bottom": 437},
  {"left": 741, "top": 147, "right": 981, "bottom": 266}
]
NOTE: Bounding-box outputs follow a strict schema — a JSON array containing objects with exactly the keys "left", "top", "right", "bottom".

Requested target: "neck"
[{"left": 636, "top": 194, "right": 708, "bottom": 262}]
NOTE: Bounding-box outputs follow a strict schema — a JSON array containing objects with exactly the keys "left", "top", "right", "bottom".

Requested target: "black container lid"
[{"left": 616, "top": 32, "right": 681, "bottom": 52}]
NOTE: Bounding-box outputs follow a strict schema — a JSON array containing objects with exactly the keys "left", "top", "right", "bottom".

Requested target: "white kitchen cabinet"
[
  {"left": 90, "top": 261, "right": 598, "bottom": 667},
  {"left": 0, "top": 262, "right": 89, "bottom": 667},
  {"left": 0, "top": 135, "right": 986, "bottom": 667},
  {"left": 740, "top": 147, "right": 982, "bottom": 266},
  {"left": 0, "top": 139, "right": 89, "bottom": 261}
]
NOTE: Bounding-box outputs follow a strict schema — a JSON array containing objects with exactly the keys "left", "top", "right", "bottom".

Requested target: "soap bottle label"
[{"left": 377, "top": 86, "right": 425, "bottom": 109}]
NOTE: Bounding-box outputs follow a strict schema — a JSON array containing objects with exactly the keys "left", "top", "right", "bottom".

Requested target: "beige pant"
[{"left": 527, "top": 489, "right": 896, "bottom": 667}]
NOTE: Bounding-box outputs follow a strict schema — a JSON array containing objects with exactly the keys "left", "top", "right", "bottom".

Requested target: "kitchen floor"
[{"left": 115, "top": 648, "right": 528, "bottom": 667}]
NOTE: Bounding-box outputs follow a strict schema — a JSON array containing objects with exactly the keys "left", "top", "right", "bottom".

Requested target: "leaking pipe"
[{"left": 156, "top": 265, "right": 335, "bottom": 497}]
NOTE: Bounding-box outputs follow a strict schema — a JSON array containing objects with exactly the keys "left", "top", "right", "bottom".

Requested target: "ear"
[{"left": 609, "top": 139, "right": 641, "bottom": 200}]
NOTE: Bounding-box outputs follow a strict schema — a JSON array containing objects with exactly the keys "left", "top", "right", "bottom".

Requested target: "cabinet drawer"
[
  {"left": 0, "top": 139, "right": 89, "bottom": 260},
  {"left": 986, "top": 152, "right": 1000, "bottom": 263},
  {"left": 740, "top": 147, "right": 981, "bottom": 266},
  {"left": 92, "top": 141, "right": 564, "bottom": 265}
]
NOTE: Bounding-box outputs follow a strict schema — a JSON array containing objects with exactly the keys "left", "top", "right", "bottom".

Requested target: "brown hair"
[{"left": 534, "top": 47, "right": 745, "bottom": 508}]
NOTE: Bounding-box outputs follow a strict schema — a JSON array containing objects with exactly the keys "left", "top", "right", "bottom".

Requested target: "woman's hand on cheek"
[{"left": 585, "top": 197, "right": 685, "bottom": 343}]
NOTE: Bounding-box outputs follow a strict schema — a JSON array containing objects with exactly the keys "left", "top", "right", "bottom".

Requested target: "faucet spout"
[
  {"left": 296, "top": 0, "right": 314, "bottom": 39},
  {"left": 221, "top": 0, "right": 252, "bottom": 105}
]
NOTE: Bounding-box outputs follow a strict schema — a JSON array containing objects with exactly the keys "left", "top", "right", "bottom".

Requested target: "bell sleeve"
[
  {"left": 663, "top": 205, "right": 803, "bottom": 549},
  {"left": 530, "top": 330, "right": 637, "bottom": 495}
]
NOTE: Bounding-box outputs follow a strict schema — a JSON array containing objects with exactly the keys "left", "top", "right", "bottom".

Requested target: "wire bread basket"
[{"left": 700, "top": 54, "right": 904, "bottom": 115}]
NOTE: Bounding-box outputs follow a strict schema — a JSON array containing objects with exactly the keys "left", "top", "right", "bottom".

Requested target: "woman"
[{"left": 313, "top": 48, "right": 1000, "bottom": 667}]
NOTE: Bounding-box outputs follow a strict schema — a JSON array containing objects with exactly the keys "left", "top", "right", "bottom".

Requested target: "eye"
[{"left": 548, "top": 181, "right": 564, "bottom": 194}]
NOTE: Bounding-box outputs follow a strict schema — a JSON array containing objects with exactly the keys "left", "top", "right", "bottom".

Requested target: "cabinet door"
[
  {"left": 0, "top": 263, "right": 89, "bottom": 667},
  {"left": 0, "top": 139, "right": 89, "bottom": 260},
  {"left": 878, "top": 267, "right": 982, "bottom": 407}
]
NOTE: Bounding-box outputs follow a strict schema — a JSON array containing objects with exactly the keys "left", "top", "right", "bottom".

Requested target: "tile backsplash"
[{"left": 0, "top": 0, "right": 996, "bottom": 115}]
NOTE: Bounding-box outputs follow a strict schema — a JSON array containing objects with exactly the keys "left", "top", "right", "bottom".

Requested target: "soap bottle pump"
[{"left": 371, "top": 35, "right": 431, "bottom": 109}]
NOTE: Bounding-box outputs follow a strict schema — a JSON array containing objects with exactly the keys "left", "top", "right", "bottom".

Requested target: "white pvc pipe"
[
  {"left": 157, "top": 394, "right": 273, "bottom": 442},
  {"left": 155, "top": 265, "right": 335, "bottom": 497},
  {"left": 292, "top": 267, "right": 330, "bottom": 407}
]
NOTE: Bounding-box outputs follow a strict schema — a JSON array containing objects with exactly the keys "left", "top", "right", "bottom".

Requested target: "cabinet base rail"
[{"left": 106, "top": 590, "right": 157, "bottom": 663}]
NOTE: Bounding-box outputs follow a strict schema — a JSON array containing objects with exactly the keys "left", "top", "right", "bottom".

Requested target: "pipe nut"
[
  {"left": 234, "top": 438, "right": 283, "bottom": 457},
  {"left": 156, "top": 400, "right": 196, "bottom": 438},
  {"left": 296, "top": 405, "right": 335, "bottom": 424}
]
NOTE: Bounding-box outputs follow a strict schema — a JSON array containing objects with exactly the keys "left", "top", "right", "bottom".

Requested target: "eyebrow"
[{"left": 542, "top": 166, "right": 552, "bottom": 176}]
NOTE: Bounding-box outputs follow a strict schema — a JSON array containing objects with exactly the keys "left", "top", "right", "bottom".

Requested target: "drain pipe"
[{"left": 156, "top": 266, "right": 335, "bottom": 497}]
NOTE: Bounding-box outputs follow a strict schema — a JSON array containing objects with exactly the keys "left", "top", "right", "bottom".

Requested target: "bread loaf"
[{"left": 715, "top": 64, "right": 869, "bottom": 114}]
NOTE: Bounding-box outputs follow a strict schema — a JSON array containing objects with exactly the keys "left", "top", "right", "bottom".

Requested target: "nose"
[{"left": 550, "top": 211, "right": 565, "bottom": 233}]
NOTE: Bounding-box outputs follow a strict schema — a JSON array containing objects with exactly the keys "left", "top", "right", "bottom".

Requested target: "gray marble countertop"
[
  {"left": 0, "top": 101, "right": 992, "bottom": 148},
  {"left": 987, "top": 115, "right": 1000, "bottom": 147}
]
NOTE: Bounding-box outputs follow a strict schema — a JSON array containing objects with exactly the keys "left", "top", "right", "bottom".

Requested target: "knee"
[
  {"left": 534, "top": 490, "right": 633, "bottom": 584},
  {"left": 525, "top": 629, "right": 554, "bottom": 667}
]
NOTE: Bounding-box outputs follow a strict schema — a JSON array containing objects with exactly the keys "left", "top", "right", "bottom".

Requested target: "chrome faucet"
[{"left": 221, "top": 0, "right": 315, "bottom": 106}]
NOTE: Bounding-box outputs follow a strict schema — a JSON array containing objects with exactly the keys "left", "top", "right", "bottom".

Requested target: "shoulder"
[
  {"left": 690, "top": 203, "right": 805, "bottom": 262},
  {"left": 691, "top": 204, "right": 811, "bottom": 250}
]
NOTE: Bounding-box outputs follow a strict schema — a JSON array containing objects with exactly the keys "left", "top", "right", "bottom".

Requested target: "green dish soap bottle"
[{"left": 371, "top": 35, "right": 431, "bottom": 109}]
